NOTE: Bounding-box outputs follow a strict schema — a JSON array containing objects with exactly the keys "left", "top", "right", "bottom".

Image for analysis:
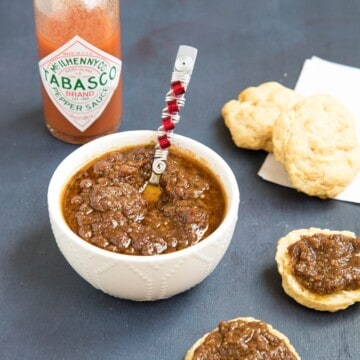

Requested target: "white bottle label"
[{"left": 39, "top": 35, "right": 122, "bottom": 132}]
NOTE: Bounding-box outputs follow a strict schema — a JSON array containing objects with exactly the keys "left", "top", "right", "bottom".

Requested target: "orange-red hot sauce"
[{"left": 34, "top": 2, "right": 122, "bottom": 144}]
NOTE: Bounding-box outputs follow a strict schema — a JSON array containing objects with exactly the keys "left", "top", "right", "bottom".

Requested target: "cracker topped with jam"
[{"left": 276, "top": 228, "right": 360, "bottom": 312}]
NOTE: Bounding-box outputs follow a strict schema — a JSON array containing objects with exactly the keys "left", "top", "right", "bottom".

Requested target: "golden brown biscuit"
[
  {"left": 272, "top": 94, "right": 360, "bottom": 198},
  {"left": 222, "top": 82, "right": 302, "bottom": 152},
  {"left": 185, "top": 317, "right": 300, "bottom": 360},
  {"left": 276, "top": 228, "right": 360, "bottom": 312}
]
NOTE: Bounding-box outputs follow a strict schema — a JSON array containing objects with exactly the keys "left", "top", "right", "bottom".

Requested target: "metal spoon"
[{"left": 142, "top": 45, "right": 198, "bottom": 203}]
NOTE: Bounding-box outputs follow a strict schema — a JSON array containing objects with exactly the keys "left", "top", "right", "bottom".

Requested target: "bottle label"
[{"left": 38, "top": 35, "right": 122, "bottom": 132}]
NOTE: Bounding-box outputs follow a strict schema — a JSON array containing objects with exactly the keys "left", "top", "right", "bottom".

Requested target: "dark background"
[{"left": 1, "top": 1, "right": 359, "bottom": 359}]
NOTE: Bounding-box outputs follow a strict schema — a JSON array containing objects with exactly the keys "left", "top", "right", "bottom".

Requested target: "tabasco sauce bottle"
[{"left": 34, "top": 0, "right": 122, "bottom": 144}]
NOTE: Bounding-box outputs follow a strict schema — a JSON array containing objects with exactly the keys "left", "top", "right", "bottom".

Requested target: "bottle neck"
[{"left": 34, "top": 0, "right": 120, "bottom": 48}]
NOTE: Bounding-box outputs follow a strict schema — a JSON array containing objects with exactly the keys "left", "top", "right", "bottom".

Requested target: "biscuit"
[
  {"left": 222, "top": 82, "right": 302, "bottom": 152},
  {"left": 185, "top": 317, "right": 300, "bottom": 360},
  {"left": 272, "top": 94, "right": 360, "bottom": 198},
  {"left": 275, "top": 228, "right": 360, "bottom": 312}
]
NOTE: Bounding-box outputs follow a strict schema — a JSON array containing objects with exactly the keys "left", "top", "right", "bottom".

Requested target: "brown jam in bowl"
[
  {"left": 62, "top": 145, "right": 226, "bottom": 255},
  {"left": 288, "top": 233, "right": 360, "bottom": 294}
]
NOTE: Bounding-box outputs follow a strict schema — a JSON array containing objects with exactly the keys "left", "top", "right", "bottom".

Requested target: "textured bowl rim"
[{"left": 48, "top": 130, "right": 240, "bottom": 264}]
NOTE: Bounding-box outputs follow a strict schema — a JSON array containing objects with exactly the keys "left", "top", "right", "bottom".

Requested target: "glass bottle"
[{"left": 34, "top": 0, "right": 122, "bottom": 144}]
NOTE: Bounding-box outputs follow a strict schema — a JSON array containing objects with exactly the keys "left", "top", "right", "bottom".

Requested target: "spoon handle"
[{"left": 147, "top": 45, "right": 198, "bottom": 186}]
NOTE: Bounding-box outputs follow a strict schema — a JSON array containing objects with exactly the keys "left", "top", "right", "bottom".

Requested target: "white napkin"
[{"left": 258, "top": 56, "right": 360, "bottom": 203}]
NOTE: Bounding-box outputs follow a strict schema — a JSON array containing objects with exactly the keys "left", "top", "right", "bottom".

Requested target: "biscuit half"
[
  {"left": 275, "top": 228, "right": 360, "bottom": 312},
  {"left": 185, "top": 317, "right": 300, "bottom": 359}
]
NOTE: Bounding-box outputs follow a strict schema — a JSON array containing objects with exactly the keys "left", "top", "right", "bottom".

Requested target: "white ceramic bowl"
[{"left": 48, "top": 130, "right": 240, "bottom": 301}]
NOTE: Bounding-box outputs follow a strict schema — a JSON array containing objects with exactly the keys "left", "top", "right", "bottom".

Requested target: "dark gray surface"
[{"left": 1, "top": 1, "right": 359, "bottom": 359}]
